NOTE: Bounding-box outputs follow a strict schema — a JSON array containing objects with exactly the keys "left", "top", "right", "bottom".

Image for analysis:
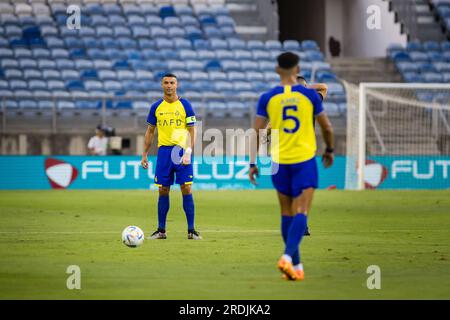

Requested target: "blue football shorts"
[
  {"left": 154, "top": 145, "right": 193, "bottom": 187},
  {"left": 271, "top": 157, "right": 318, "bottom": 197}
]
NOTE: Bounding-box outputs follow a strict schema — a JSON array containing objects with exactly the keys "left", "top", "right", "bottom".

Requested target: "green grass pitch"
[{"left": 0, "top": 189, "right": 449, "bottom": 299}]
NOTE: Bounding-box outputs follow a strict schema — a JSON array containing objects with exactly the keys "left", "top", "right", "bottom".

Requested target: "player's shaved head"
[
  {"left": 276, "top": 52, "right": 300, "bottom": 82},
  {"left": 277, "top": 52, "right": 299, "bottom": 70}
]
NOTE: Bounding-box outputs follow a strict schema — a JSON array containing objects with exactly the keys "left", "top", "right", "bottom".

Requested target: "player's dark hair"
[
  {"left": 277, "top": 52, "right": 300, "bottom": 69},
  {"left": 297, "top": 75, "right": 307, "bottom": 83},
  {"left": 162, "top": 73, "right": 177, "bottom": 79}
]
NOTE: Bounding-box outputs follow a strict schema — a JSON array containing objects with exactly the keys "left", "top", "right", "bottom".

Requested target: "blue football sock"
[
  {"left": 182, "top": 194, "right": 195, "bottom": 231},
  {"left": 157, "top": 195, "right": 170, "bottom": 231},
  {"left": 281, "top": 216, "right": 300, "bottom": 265},
  {"left": 285, "top": 213, "right": 308, "bottom": 259}
]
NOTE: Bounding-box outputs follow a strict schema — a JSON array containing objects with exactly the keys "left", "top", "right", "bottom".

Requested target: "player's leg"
[
  {"left": 175, "top": 152, "right": 201, "bottom": 239},
  {"left": 149, "top": 147, "right": 175, "bottom": 239},
  {"left": 180, "top": 183, "right": 201, "bottom": 239},
  {"left": 277, "top": 192, "right": 302, "bottom": 280}
]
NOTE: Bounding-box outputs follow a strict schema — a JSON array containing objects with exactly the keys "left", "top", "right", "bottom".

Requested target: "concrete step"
[{"left": 330, "top": 57, "right": 403, "bottom": 84}]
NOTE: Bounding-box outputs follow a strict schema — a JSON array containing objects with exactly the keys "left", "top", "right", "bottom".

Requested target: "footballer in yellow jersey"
[
  {"left": 249, "top": 53, "right": 334, "bottom": 281},
  {"left": 141, "top": 74, "right": 201, "bottom": 240}
]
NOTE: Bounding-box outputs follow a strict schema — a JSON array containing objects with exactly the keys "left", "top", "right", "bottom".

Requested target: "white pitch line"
[{"left": 0, "top": 230, "right": 279, "bottom": 234}]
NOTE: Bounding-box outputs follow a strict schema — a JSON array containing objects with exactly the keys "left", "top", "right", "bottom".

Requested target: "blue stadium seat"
[
  {"left": 156, "top": 38, "right": 174, "bottom": 50},
  {"left": 434, "top": 62, "right": 450, "bottom": 72},
  {"left": 206, "top": 101, "right": 227, "bottom": 117},
  {"left": 28, "top": 80, "right": 47, "bottom": 90},
  {"left": 215, "top": 50, "right": 234, "bottom": 60},
  {"left": 323, "top": 102, "right": 340, "bottom": 116},
  {"left": 221, "top": 60, "right": 240, "bottom": 72},
  {"left": 407, "top": 41, "right": 423, "bottom": 51},
  {"left": 403, "top": 72, "right": 424, "bottom": 82},
  {"left": 252, "top": 50, "right": 271, "bottom": 60},
  {"left": 227, "top": 38, "right": 245, "bottom": 50},
  {"left": 135, "top": 70, "right": 154, "bottom": 80},
  {"left": 175, "top": 38, "right": 192, "bottom": 49},
  {"left": 423, "top": 41, "right": 440, "bottom": 51},
  {"left": 1, "top": 58, "right": 18, "bottom": 69},
  {"left": 327, "top": 83, "right": 345, "bottom": 96},
  {"left": 233, "top": 81, "right": 253, "bottom": 91},
  {"left": 23, "top": 69, "right": 42, "bottom": 79},
  {"left": 118, "top": 37, "right": 138, "bottom": 49},
  {"left": 263, "top": 72, "right": 279, "bottom": 82},
  {"left": 258, "top": 61, "right": 276, "bottom": 71},
  {"left": 193, "top": 39, "right": 210, "bottom": 50},
  {"left": 240, "top": 60, "right": 259, "bottom": 71},
  {"left": 423, "top": 72, "right": 444, "bottom": 82},
  {"left": 61, "top": 70, "right": 79, "bottom": 80},
  {"left": 38, "top": 59, "right": 57, "bottom": 69},
  {"left": 108, "top": 14, "right": 126, "bottom": 25},
  {"left": 75, "top": 59, "right": 94, "bottom": 70},
  {"left": 418, "top": 62, "right": 436, "bottom": 73},
  {"left": 9, "top": 38, "right": 28, "bottom": 48},
  {"left": 227, "top": 71, "right": 246, "bottom": 81},
  {"left": 283, "top": 40, "right": 301, "bottom": 51},
  {"left": 186, "top": 60, "right": 204, "bottom": 71},
  {"left": 191, "top": 71, "right": 209, "bottom": 81},
  {"left": 38, "top": 100, "right": 54, "bottom": 109},
  {"left": 428, "top": 51, "right": 445, "bottom": 62},
  {"left": 42, "top": 69, "right": 61, "bottom": 80},
  {"left": 198, "top": 50, "right": 216, "bottom": 60},
  {"left": 204, "top": 27, "right": 222, "bottom": 39},
  {"left": 180, "top": 15, "right": 199, "bottom": 27},
  {"left": 208, "top": 71, "right": 227, "bottom": 81},
  {"left": 103, "top": 3, "right": 121, "bottom": 15},
  {"left": 57, "top": 101, "right": 75, "bottom": 109},
  {"left": 19, "top": 100, "right": 38, "bottom": 109},
  {"left": 226, "top": 101, "right": 248, "bottom": 117},
  {"left": 4, "top": 69, "right": 23, "bottom": 79},
  {"left": 210, "top": 39, "right": 228, "bottom": 50},
  {"left": 306, "top": 51, "right": 325, "bottom": 61},
  {"left": 168, "top": 27, "right": 186, "bottom": 37},
  {"left": 10, "top": 80, "right": 27, "bottom": 90},
  {"left": 213, "top": 81, "right": 233, "bottom": 91},
  {"left": 409, "top": 51, "right": 429, "bottom": 62},
  {"left": 396, "top": 62, "right": 420, "bottom": 73},
  {"left": 0, "top": 48, "right": 13, "bottom": 58},
  {"left": 81, "top": 69, "right": 98, "bottom": 80},
  {"left": 302, "top": 40, "right": 319, "bottom": 51},
  {"left": 159, "top": 6, "right": 176, "bottom": 18},
  {"left": 234, "top": 50, "right": 252, "bottom": 60},
  {"left": 69, "top": 48, "right": 86, "bottom": 58}
]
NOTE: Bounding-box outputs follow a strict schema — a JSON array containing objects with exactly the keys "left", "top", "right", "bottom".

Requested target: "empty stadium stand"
[
  {"left": 0, "top": 0, "right": 344, "bottom": 118},
  {"left": 388, "top": 41, "right": 450, "bottom": 87}
]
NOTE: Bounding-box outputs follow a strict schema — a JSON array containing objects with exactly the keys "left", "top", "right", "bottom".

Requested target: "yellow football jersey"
[
  {"left": 147, "top": 98, "right": 196, "bottom": 148},
  {"left": 256, "top": 85, "right": 324, "bottom": 164}
]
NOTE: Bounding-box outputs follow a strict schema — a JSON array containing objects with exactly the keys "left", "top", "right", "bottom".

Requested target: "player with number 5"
[{"left": 249, "top": 52, "right": 334, "bottom": 281}]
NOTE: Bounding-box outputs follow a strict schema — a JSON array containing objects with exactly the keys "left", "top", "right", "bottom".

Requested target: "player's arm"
[
  {"left": 182, "top": 125, "right": 196, "bottom": 165},
  {"left": 308, "top": 83, "right": 328, "bottom": 100},
  {"left": 142, "top": 102, "right": 158, "bottom": 169},
  {"left": 181, "top": 99, "right": 197, "bottom": 165},
  {"left": 316, "top": 113, "right": 334, "bottom": 168},
  {"left": 141, "top": 125, "right": 156, "bottom": 169},
  {"left": 249, "top": 104, "right": 269, "bottom": 186}
]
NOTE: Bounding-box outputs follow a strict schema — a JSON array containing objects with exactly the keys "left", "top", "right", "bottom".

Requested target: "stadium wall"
[
  {"left": 0, "top": 156, "right": 448, "bottom": 190},
  {"left": 325, "top": 0, "right": 407, "bottom": 57}
]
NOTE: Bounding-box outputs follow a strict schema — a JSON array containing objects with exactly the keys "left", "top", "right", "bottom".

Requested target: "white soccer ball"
[{"left": 122, "top": 226, "right": 144, "bottom": 248}]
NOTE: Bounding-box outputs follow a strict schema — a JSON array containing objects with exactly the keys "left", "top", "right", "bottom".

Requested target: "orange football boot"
[
  {"left": 282, "top": 269, "right": 305, "bottom": 281},
  {"left": 277, "top": 256, "right": 298, "bottom": 280}
]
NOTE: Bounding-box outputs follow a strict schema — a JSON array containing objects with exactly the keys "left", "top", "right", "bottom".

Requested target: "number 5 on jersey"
[{"left": 283, "top": 105, "right": 300, "bottom": 133}]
